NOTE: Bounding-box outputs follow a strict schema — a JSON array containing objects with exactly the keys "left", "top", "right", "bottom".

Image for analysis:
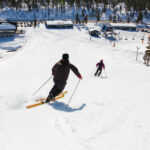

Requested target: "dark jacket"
[{"left": 52, "top": 59, "right": 81, "bottom": 82}]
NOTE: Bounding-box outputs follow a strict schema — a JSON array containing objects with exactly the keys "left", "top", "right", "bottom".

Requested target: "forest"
[
  {"left": 0, "top": 0, "right": 149, "bottom": 11},
  {"left": 0, "top": 0, "right": 150, "bottom": 22}
]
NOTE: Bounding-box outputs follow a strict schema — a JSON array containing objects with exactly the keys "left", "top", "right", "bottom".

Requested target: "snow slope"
[{"left": 0, "top": 24, "right": 150, "bottom": 150}]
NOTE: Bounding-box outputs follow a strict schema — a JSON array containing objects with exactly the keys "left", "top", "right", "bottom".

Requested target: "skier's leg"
[
  {"left": 46, "top": 79, "right": 66, "bottom": 102},
  {"left": 94, "top": 68, "right": 99, "bottom": 76},
  {"left": 55, "top": 79, "right": 66, "bottom": 97},
  {"left": 98, "top": 70, "right": 102, "bottom": 76},
  {"left": 46, "top": 84, "right": 57, "bottom": 102},
  {"left": 53, "top": 84, "right": 65, "bottom": 97}
]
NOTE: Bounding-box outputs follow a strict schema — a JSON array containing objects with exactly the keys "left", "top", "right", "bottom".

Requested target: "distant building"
[
  {"left": 0, "top": 22, "right": 17, "bottom": 38},
  {"left": 143, "top": 18, "right": 150, "bottom": 26},
  {"left": 45, "top": 20, "right": 73, "bottom": 29},
  {"left": 101, "top": 23, "right": 115, "bottom": 37},
  {"left": 85, "top": 23, "right": 101, "bottom": 36},
  {"left": 146, "top": 25, "right": 150, "bottom": 29},
  {"left": 89, "top": 29, "right": 100, "bottom": 36},
  {"left": 110, "top": 23, "right": 137, "bottom": 31}
]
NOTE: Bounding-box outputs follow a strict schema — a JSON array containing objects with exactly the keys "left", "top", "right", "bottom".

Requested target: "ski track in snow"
[{"left": 0, "top": 24, "right": 150, "bottom": 150}]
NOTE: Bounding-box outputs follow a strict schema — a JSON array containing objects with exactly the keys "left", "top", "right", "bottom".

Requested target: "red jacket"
[{"left": 96, "top": 60, "right": 105, "bottom": 69}]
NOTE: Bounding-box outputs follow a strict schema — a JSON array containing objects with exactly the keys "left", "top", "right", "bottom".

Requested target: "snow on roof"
[
  {"left": 0, "top": 23, "right": 16, "bottom": 30},
  {"left": 86, "top": 23, "right": 101, "bottom": 31},
  {"left": 102, "top": 23, "right": 113, "bottom": 28},
  {"left": 89, "top": 28, "right": 100, "bottom": 32},
  {"left": 110, "top": 23, "right": 136, "bottom": 28},
  {"left": 46, "top": 20, "right": 73, "bottom": 25},
  {"left": 86, "top": 23, "right": 95, "bottom": 28},
  {"left": 137, "top": 24, "right": 146, "bottom": 28},
  {"left": 146, "top": 25, "right": 150, "bottom": 29},
  {"left": 143, "top": 18, "right": 150, "bottom": 25}
]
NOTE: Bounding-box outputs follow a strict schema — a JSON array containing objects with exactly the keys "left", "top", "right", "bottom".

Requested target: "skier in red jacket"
[{"left": 94, "top": 59, "right": 105, "bottom": 76}]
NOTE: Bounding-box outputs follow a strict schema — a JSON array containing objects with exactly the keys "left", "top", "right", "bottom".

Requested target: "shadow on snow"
[
  {"left": 0, "top": 35, "right": 24, "bottom": 43},
  {"left": 48, "top": 102, "right": 86, "bottom": 112},
  {"left": 0, "top": 35, "right": 25, "bottom": 51}
]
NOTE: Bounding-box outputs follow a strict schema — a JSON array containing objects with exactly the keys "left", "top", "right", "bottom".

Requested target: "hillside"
[{"left": 0, "top": 23, "right": 150, "bottom": 150}]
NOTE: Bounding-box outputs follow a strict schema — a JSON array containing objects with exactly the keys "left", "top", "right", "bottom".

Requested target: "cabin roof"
[
  {"left": 89, "top": 28, "right": 100, "bottom": 32},
  {"left": 46, "top": 20, "right": 73, "bottom": 25},
  {"left": 0, "top": 23, "right": 16, "bottom": 30},
  {"left": 110, "top": 23, "right": 136, "bottom": 28}
]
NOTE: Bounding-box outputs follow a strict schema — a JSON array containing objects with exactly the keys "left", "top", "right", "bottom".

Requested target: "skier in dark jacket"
[
  {"left": 94, "top": 59, "right": 105, "bottom": 76},
  {"left": 46, "top": 53, "right": 82, "bottom": 102}
]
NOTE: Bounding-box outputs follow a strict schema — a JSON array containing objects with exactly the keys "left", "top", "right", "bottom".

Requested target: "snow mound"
[{"left": 0, "top": 93, "right": 29, "bottom": 110}]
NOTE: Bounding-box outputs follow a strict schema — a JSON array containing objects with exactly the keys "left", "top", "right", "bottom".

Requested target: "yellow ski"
[{"left": 26, "top": 95, "right": 64, "bottom": 109}]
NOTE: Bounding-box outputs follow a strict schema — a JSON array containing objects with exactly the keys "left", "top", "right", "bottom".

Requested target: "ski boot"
[{"left": 45, "top": 94, "right": 54, "bottom": 103}]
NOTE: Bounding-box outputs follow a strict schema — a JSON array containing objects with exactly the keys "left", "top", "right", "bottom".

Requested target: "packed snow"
[{"left": 0, "top": 23, "right": 150, "bottom": 150}]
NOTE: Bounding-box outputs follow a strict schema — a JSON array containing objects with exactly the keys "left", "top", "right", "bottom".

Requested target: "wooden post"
[
  {"left": 136, "top": 47, "right": 140, "bottom": 61},
  {"left": 113, "top": 41, "right": 116, "bottom": 47},
  {"left": 141, "top": 33, "right": 145, "bottom": 44},
  {"left": 125, "top": 34, "right": 128, "bottom": 40},
  {"left": 146, "top": 57, "right": 149, "bottom": 66}
]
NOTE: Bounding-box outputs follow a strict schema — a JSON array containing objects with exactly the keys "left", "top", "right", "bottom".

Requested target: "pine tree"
[
  {"left": 109, "top": 14, "right": 112, "bottom": 22},
  {"left": 96, "top": 11, "right": 101, "bottom": 21},
  {"left": 83, "top": 15, "right": 88, "bottom": 24},
  {"left": 136, "top": 11, "right": 143, "bottom": 23},
  {"left": 75, "top": 13, "right": 80, "bottom": 24},
  {"left": 113, "top": 15, "right": 116, "bottom": 23},
  {"left": 127, "top": 16, "right": 130, "bottom": 23},
  {"left": 143, "top": 35, "right": 150, "bottom": 66}
]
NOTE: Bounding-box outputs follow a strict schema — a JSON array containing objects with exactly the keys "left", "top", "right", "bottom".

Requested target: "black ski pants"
[
  {"left": 48, "top": 78, "right": 66, "bottom": 98},
  {"left": 94, "top": 67, "right": 102, "bottom": 76}
]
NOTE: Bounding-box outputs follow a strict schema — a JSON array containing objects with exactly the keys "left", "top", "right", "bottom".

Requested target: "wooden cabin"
[
  {"left": 89, "top": 29, "right": 100, "bottom": 36},
  {"left": 101, "top": 23, "right": 115, "bottom": 37},
  {"left": 0, "top": 22, "right": 17, "bottom": 38},
  {"left": 110, "top": 23, "right": 137, "bottom": 31},
  {"left": 45, "top": 20, "right": 73, "bottom": 29}
]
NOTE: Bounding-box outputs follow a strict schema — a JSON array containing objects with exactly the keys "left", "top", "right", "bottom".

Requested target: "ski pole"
[
  {"left": 104, "top": 70, "right": 107, "bottom": 78},
  {"left": 92, "top": 67, "right": 97, "bottom": 75},
  {"left": 32, "top": 76, "right": 52, "bottom": 96},
  {"left": 67, "top": 79, "right": 81, "bottom": 106}
]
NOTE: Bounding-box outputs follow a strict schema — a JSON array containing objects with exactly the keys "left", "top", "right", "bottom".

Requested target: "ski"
[
  {"left": 26, "top": 95, "right": 64, "bottom": 109},
  {"left": 35, "top": 91, "right": 67, "bottom": 102}
]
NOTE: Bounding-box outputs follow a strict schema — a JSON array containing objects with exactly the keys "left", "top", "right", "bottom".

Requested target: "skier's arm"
[
  {"left": 103, "top": 64, "right": 105, "bottom": 70},
  {"left": 70, "top": 64, "right": 82, "bottom": 79},
  {"left": 52, "top": 63, "right": 59, "bottom": 75},
  {"left": 96, "top": 62, "right": 99, "bottom": 67}
]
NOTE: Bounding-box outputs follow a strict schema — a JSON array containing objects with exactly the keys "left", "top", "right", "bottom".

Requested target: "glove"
[{"left": 78, "top": 75, "right": 83, "bottom": 79}]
